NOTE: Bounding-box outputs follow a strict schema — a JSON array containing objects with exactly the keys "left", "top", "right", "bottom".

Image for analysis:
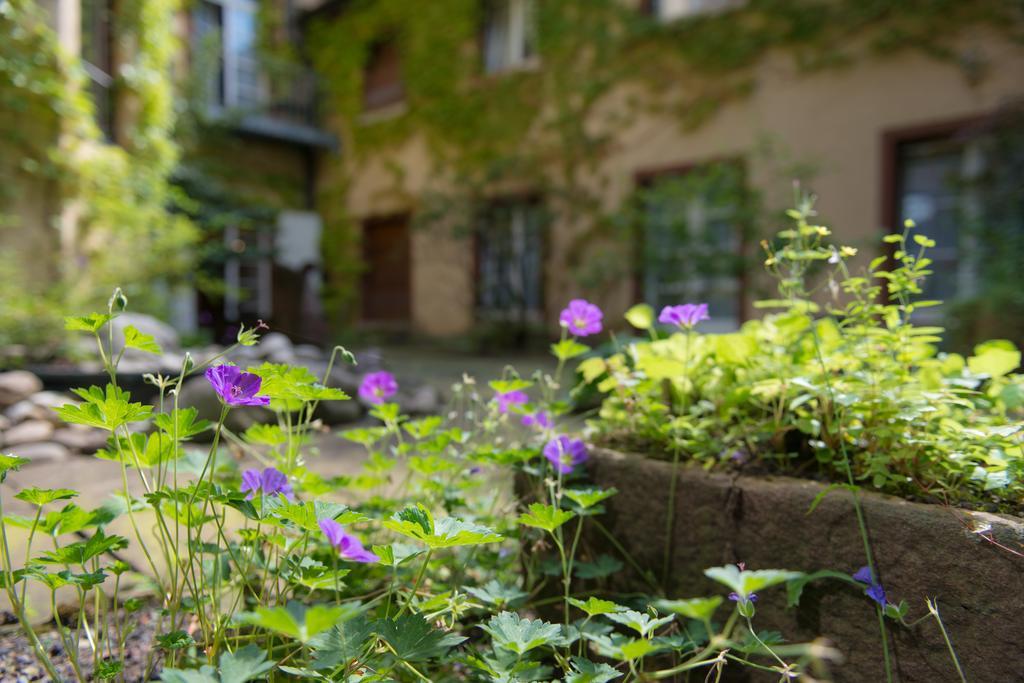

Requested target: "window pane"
[
  {"left": 477, "top": 200, "right": 544, "bottom": 320},
  {"left": 639, "top": 166, "right": 743, "bottom": 329}
]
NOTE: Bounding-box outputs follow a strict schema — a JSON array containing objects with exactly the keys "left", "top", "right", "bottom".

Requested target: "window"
[
  {"left": 483, "top": 0, "right": 537, "bottom": 74},
  {"left": 476, "top": 199, "right": 545, "bottom": 322},
  {"left": 193, "top": 0, "right": 262, "bottom": 110},
  {"left": 81, "top": 0, "right": 114, "bottom": 140},
  {"left": 893, "top": 124, "right": 1024, "bottom": 316},
  {"left": 635, "top": 164, "right": 746, "bottom": 331},
  {"left": 647, "top": 0, "right": 740, "bottom": 22},
  {"left": 363, "top": 40, "right": 405, "bottom": 111}
]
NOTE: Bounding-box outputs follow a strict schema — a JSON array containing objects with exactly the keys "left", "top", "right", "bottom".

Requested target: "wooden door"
[{"left": 361, "top": 214, "right": 411, "bottom": 322}]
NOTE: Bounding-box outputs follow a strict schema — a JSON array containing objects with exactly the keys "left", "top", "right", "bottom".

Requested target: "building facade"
[{"left": 308, "top": 0, "right": 1024, "bottom": 347}]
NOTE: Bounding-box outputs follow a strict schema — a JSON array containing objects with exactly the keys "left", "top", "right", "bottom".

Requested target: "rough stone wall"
[{"left": 583, "top": 448, "right": 1024, "bottom": 682}]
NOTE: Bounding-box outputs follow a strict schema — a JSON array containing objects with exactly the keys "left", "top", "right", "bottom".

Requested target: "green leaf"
[
  {"left": 383, "top": 505, "right": 501, "bottom": 549},
  {"left": 704, "top": 565, "right": 803, "bottom": 599},
  {"left": 806, "top": 483, "right": 857, "bottom": 514},
  {"left": 552, "top": 338, "right": 590, "bottom": 361},
  {"left": 604, "top": 610, "right": 673, "bottom": 637},
  {"left": 624, "top": 304, "right": 655, "bottom": 330},
  {"left": 64, "top": 313, "right": 113, "bottom": 333},
  {"left": 574, "top": 554, "right": 623, "bottom": 579},
  {"left": 377, "top": 614, "right": 467, "bottom": 662},
  {"left": 564, "top": 488, "right": 617, "bottom": 510},
  {"left": 309, "top": 616, "right": 373, "bottom": 670},
  {"left": 655, "top": 596, "right": 722, "bottom": 622},
  {"left": 95, "top": 660, "right": 124, "bottom": 680},
  {"left": 15, "top": 487, "right": 77, "bottom": 506},
  {"left": 0, "top": 454, "right": 28, "bottom": 483},
  {"left": 465, "top": 580, "right": 528, "bottom": 608},
  {"left": 156, "top": 630, "right": 195, "bottom": 650},
  {"left": 566, "top": 657, "right": 622, "bottom": 683},
  {"left": 568, "top": 597, "right": 624, "bottom": 618},
  {"left": 968, "top": 340, "right": 1021, "bottom": 378},
  {"left": 481, "top": 612, "right": 561, "bottom": 655},
  {"left": 34, "top": 529, "right": 128, "bottom": 566},
  {"left": 618, "top": 638, "right": 656, "bottom": 661},
  {"left": 264, "top": 498, "right": 367, "bottom": 531},
  {"left": 516, "top": 503, "right": 574, "bottom": 533},
  {"left": 56, "top": 385, "right": 152, "bottom": 431},
  {"left": 488, "top": 379, "right": 532, "bottom": 394},
  {"left": 124, "top": 325, "right": 162, "bottom": 354},
  {"left": 237, "top": 601, "right": 353, "bottom": 644},
  {"left": 160, "top": 666, "right": 218, "bottom": 683},
  {"left": 154, "top": 408, "right": 211, "bottom": 440},
  {"left": 250, "top": 363, "right": 350, "bottom": 404},
  {"left": 219, "top": 644, "right": 276, "bottom": 683}
]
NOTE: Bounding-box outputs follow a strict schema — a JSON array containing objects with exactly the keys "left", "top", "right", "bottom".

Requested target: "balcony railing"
[{"left": 209, "top": 52, "right": 336, "bottom": 148}]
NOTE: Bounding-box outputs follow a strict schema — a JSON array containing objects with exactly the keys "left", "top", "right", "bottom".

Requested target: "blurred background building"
[{"left": 2, "top": 0, "right": 1023, "bottom": 359}]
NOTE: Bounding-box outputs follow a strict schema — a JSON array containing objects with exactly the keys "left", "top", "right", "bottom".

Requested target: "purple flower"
[
  {"left": 522, "top": 410, "right": 553, "bottom": 429},
  {"left": 728, "top": 591, "right": 758, "bottom": 603},
  {"left": 559, "top": 299, "right": 603, "bottom": 337},
  {"left": 852, "top": 565, "right": 888, "bottom": 606},
  {"left": 543, "top": 435, "right": 588, "bottom": 474},
  {"left": 359, "top": 371, "right": 398, "bottom": 405},
  {"left": 319, "top": 518, "right": 379, "bottom": 563},
  {"left": 205, "top": 365, "right": 270, "bottom": 406},
  {"left": 241, "top": 467, "right": 294, "bottom": 501},
  {"left": 658, "top": 303, "right": 710, "bottom": 329},
  {"left": 495, "top": 390, "right": 529, "bottom": 414}
]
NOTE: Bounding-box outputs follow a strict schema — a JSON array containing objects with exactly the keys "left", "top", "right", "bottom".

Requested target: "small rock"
[
  {"left": 0, "top": 415, "right": 9, "bottom": 431},
  {"left": 399, "top": 385, "right": 443, "bottom": 415},
  {"left": 29, "top": 391, "right": 72, "bottom": 411},
  {"left": 4, "top": 400, "right": 47, "bottom": 424},
  {"left": 107, "top": 313, "right": 181, "bottom": 355},
  {"left": 259, "top": 332, "right": 293, "bottom": 358},
  {"left": 0, "top": 371, "right": 43, "bottom": 407},
  {"left": 294, "top": 343, "right": 323, "bottom": 360},
  {"left": 4, "top": 420, "right": 54, "bottom": 446},
  {"left": 52, "top": 427, "right": 108, "bottom": 453},
  {"left": 9, "top": 441, "right": 70, "bottom": 462}
]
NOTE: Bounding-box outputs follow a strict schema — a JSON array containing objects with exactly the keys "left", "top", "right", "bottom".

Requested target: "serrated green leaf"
[
  {"left": 604, "top": 610, "right": 673, "bottom": 637},
  {"left": 384, "top": 505, "right": 501, "bottom": 549},
  {"left": 704, "top": 565, "right": 802, "bottom": 599},
  {"left": 377, "top": 614, "right": 467, "bottom": 662},
  {"left": 238, "top": 601, "right": 352, "bottom": 644},
  {"left": 64, "top": 313, "right": 113, "bottom": 333},
  {"left": 465, "top": 580, "right": 528, "bottom": 608},
  {"left": 219, "top": 644, "right": 276, "bottom": 683},
  {"left": 564, "top": 488, "right": 617, "bottom": 510},
  {"left": 566, "top": 656, "right": 623, "bottom": 683},
  {"left": 568, "top": 597, "right": 624, "bottom": 618},
  {"left": 552, "top": 338, "right": 590, "bottom": 361},
  {"left": 517, "top": 502, "right": 574, "bottom": 532},
  {"left": 156, "top": 630, "right": 195, "bottom": 650},
  {"left": 124, "top": 325, "right": 162, "bottom": 354},
  {"left": 309, "top": 616, "right": 373, "bottom": 670},
  {"left": 655, "top": 596, "right": 722, "bottom": 622},
  {"left": 481, "top": 612, "right": 561, "bottom": 655},
  {"left": 154, "top": 408, "right": 211, "bottom": 440},
  {"left": 15, "top": 487, "right": 77, "bottom": 506}
]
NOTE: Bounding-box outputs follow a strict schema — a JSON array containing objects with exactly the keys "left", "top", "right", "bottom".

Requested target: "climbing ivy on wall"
[
  {"left": 0, "top": 0, "right": 195, "bottom": 357},
  {"left": 305, "top": 0, "right": 1023, "bottom": 324}
]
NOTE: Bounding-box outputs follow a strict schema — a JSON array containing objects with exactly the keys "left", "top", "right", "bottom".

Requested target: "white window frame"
[
  {"left": 652, "top": 0, "right": 741, "bottom": 23},
  {"left": 483, "top": 0, "right": 538, "bottom": 74},
  {"left": 195, "top": 0, "right": 264, "bottom": 110}
]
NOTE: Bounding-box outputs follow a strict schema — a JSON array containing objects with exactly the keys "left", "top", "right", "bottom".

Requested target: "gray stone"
[
  {"left": 398, "top": 384, "right": 442, "bottom": 415},
  {"left": 107, "top": 313, "right": 181, "bottom": 356},
  {"left": 4, "top": 400, "right": 48, "bottom": 424},
  {"left": 52, "top": 427, "right": 108, "bottom": 453},
  {"left": 0, "top": 415, "right": 9, "bottom": 431},
  {"left": 0, "top": 371, "right": 43, "bottom": 407},
  {"left": 8, "top": 441, "right": 70, "bottom": 462},
  {"left": 258, "top": 332, "right": 293, "bottom": 359},
  {"left": 3, "top": 420, "right": 54, "bottom": 446},
  {"left": 583, "top": 448, "right": 1024, "bottom": 683},
  {"left": 314, "top": 397, "right": 364, "bottom": 425},
  {"left": 29, "top": 391, "right": 72, "bottom": 411},
  {"left": 294, "top": 344, "right": 323, "bottom": 360}
]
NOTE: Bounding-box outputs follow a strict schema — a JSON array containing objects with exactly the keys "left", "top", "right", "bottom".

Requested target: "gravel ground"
[{"left": 0, "top": 608, "right": 161, "bottom": 682}]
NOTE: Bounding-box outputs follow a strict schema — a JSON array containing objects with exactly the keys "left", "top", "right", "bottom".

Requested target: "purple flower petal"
[
  {"left": 359, "top": 371, "right": 398, "bottom": 405},
  {"left": 522, "top": 410, "right": 553, "bottom": 429},
  {"left": 319, "top": 518, "right": 345, "bottom": 548},
  {"left": 852, "top": 566, "right": 874, "bottom": 585},
  {"left": 319, "top": 518, "right": 378, "bottom": 563},
  {"left": 240, "top": 469, "right": 262, "bottom": 500},
  {"left": 543, "top": 435, "right": 588, "bottom": 474},
  {"left": 865, "top": 582, "right": 888, "bottom": 606},
  {"left": 658, "top": 303, "right": 710, "bottom": 329},
  {"left": 495, "top": 390, "right": 529, "bottom": 414},
  {"left": 205, "top": 365, "right": 270, "bottom": 406},
  {"left": 559, "top": 299, "right": 603, "bottom": 337}
]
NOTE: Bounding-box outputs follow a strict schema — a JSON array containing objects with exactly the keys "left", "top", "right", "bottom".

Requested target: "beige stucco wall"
[{"left": 335, "top": 29, "right": 1024, "bottom": 337}]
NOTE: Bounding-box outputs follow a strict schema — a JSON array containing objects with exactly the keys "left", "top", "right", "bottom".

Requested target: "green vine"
[
  {"left": 0, "top": 0, "right": 194, "bottom": 358},
  {"left": 306, "top": 0, "right": 1023, "bottom": 324}
]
